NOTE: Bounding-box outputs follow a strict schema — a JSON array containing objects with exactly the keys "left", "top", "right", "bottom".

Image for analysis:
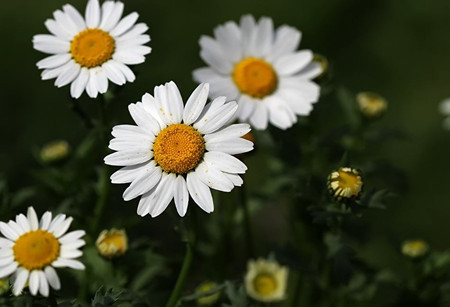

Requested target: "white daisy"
[
  {"left": 0, "top": 207, "right": 85, "bottom": 297},
  {"left": 33, "top": 0, "right": 151, "bottom": 99},
  {"left": 104, "top": 81, "right": 253, "bottom": 217},
  {"left": 193, "top": 15, "right": 322, "bottom": 130}
]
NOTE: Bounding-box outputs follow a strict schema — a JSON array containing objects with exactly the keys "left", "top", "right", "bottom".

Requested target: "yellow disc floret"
[
  {"left": 70, "top": 28, "right": 115, "bottom": 68},
  {"left": 253, "top": 273, "right": 278, "bottom": 296},
  {"left": 13, "top": 230, "right": 60, "bottom": 271},
  {"left": 328, "top": 167, "right": 363, "bottom": 201},
  {"left": 233, "top": 57, "right": 278, "bottom": 98},
  {"left": 153, "top": 124, "right": 205, "bottom": 174}
]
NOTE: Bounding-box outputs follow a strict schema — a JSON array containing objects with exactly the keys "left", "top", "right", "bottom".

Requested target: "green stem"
[
  {"left": 91, "top": 164, "right": 110, "bottom": 234},
  {"left": 240, "top": 183, "right": 255, "bottom": 258},
  {"left": 166, "top": 218, "right": 196, "bottom": 307},
  {"left": 68, "top": 98, "right": 94, "bottom": 129}
]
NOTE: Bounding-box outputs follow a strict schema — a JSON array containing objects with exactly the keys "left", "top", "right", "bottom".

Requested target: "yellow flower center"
[
  {"left": 13, "top": 230, "right": 60, "bottom": 271},
  {"left": 402, "top": 240, "right": 429, "bottom": 258},
  {"left": 253, "top": 273, "right": 277, "bottom": 296},
  {"left": 70, "top": 28, "right": 115, "bottom": 68},
  {"left": 153, "top": 124, "right": 205, "bottom": 174},
  {"left": 328, "top": 168, "right": 363, "bottom": 199},
  {"left": 232, "top": 57, "right": 278, "bottom": 98}
]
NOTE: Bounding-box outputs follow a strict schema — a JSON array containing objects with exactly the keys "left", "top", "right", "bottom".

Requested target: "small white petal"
[
  {"left": 44, "top": 19, "right": 72, "bottom": 40},
  {"left": 116, "top": 23, "right": 148, "bottom": 41},
  {"left": 102, "top": 61, "right": 126, "bottom": 85},
  {"left": 0, "top": 238, "right": 13, "bottom": 248},
  {"left": 267, "top": 25, "right": 301, "bottom": 61},
  {"left": 240, "top": 15, "right": 257, "bottom": 56},
  {"left": 0, "top": 262, "right": 18, "bottom": 279},
  {"left": 54, "top": 60, "right": 80, "bottom": 88},
  {"left": 195, "top": 162, "right": 234, "bottom": 192},
  {"left": 150, "top": 173, "right": 176, "bottom": 218},
  {"left": 85, "top": 0, "right": 101, "bottom": 28},
  {"left": 123, "top": 162, "right": 162, "bottom": 201},
  {"left": 48, "top": 214, "right": 66, "bottom": 234},
  {"left": 199, "top": 36, "right": 233, "bottom": 74},
  {"left": 274, "top": 50, "right": 313, "bottom": 76},
  {"left": 27, "top": 207, "right": 39, "bottom": 231},
  {"left": 37, "top": 54, "right": 72, "bottom": 69},
  {"left": 13, "top": 268, "right": 29, "bottom": 296},
  {"left": 52, "top": 258, "right": 85, "bottom": 270},
  {"left": 53, "top": 217, "right": 73, "bottom": 238},
  {"left": 70, "top": 67, "right": 90, "bottom": 99},
  {"left": 38, "top": 270, "right": 49, "bottom": 297},
  {"left": 100, "top": 2, "right": 123, "bottom": 32},
  {"left": 249, "top": 103, "right": 269, "bottom": 130},
  {"left": 183, "top": 83, "right": 210, "bottom": 125},
  {"left": 187, "top": 172, "right": 214, "bottom": 213},
  {"left": 0, "top": 222, "right": 18, "bottom": 241},
  {"left": 0, "top": 256, "right": 14, "bottom": 267},
  {"left": 15, "top": 214, "right": 30, "bottom": 233},
  {"left": 40, "top": 212, "right": 52, "bottom": 230},
  {"left": 62, "top": 4, "right": 86, "bottom": 31},
  {"left": 45, "top": 266, "right": 61, "bottom": 290},
  {"left": 33, "top": 34, "right": 70, "bottom": 54},
  {"left": 174, "top": 175, "right": 189, "bottom": 217},
  {"left": 104, "top": 149, "right": 152, "bottom": 166},
  {"left": 203, "top": 123, "right": 251, "bottom": 142},
  {"left": 59, "top": 230, "right": 85, "bottom": 244},
  {"left": 110, "top": 12, "right": 139, "bottom": 37},
  {"left": 29, "top": 270, "right": 40, "bottom": 295},
  {"left": 203, "top": 151, "right": 247, "bottom": 174},
  {"left": 194, "top": 99, "right": 238, "bottom": 134},
  {"left": 205, "top": 137, "right": 253, "bottom": 155}
]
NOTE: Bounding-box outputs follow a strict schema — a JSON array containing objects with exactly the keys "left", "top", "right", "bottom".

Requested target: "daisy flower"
[
  {"left": 33, "top": 0, "right": 151, "bottom": 99},
  {"left": 104, "top": 81, "right": 253, "bottom": 217},
  {"left": 193, "top": 15, "right": 321, "bottom": 130},
  {"left": 0, "top": 207, "right": 85, "bottom": 297}
]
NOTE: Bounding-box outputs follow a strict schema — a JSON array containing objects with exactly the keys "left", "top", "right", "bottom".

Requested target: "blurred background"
[{"left": 1, "top": 0, "right": 450, "bottom": 293}]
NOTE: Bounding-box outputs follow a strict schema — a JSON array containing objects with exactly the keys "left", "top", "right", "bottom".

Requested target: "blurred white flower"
[{"left": 193, "top": 15, "right": 321, "bottom": 130}]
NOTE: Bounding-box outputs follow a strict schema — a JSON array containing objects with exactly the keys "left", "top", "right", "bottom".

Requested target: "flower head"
[
  {"left": 327, "top": 167, "right": 363, "bottom": 201},
  {"left": 402, "top": 239, "right": 429, "bottom": 258},
  {"left": 40, "top": 140, "right": 70, "bottom": 163},
  {"left": 104, "top": 81, "right": 253, "bottom": 217},
  {"left": 33, "top": 0, "right": 151, "bottom": 98},
  {"left": 245, "top": 258, "right": 288, "bottom": 302},
  {"left": 0, "top": 207, "right": 85, "bottom": 296},
  {"left": 195, "top": 281, "right": 221, "bottom": 305},
  {"left": 96, "top": 228, "right": 128, "bottom": 258},
  {"left": 356, "top": 92, "right": 387, "bottom": 118},
  {"left": 193, "top": 15, "right": 321, "bottom": 130}
]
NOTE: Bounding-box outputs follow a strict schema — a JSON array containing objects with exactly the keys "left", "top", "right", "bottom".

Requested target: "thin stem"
[
  {"left": 166, "top": 212, "right": 197, "bottom": 307},
  {"left": 240, "top": 182, "right": 255, "bottom": 258},
  {"left": 68, "top": 98, "right": 94, "bottom": 129}
]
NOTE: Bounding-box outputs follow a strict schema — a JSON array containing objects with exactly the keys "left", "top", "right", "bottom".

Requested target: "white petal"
[
  {"left": 0, "top": 261, "right": 18, "bottom": 279},
  {"left": 13, "top": 268, "right": 29, "bottom": 296},
  {"left": 62, "top": 4, "right": 86, "bottom": 32},
  {"left": 0, "top": 256, "right": 14, "bottom": 267},
  {"left": 27, "top": 207, "right": 39, "bottom": 231},
  {"left": 44, "top": 19, "right": 72, "bottom": 40},
  {"left": 123, "top": 162, "right": 162, "bottom": 201},
  {"left": 174, "top": 175, "right": 189, "bottom": 217},
  {"left": 108, "top": 134, "right": 153, "bottom": 152},
  {"left": 45, "top": 266, "right": 61, "bottom": 290},
  {"left": 55, "top": 60, "right": 80, "bottom": 88},
  {"left": 195, "top": 162, "right": 234, "bottom": 192},
  {"left": 240, "top": 15, "right": 257, "bottom": 56},
  {"left": 203, "top": 151, "right": 247, "bottom": 174},
  {"left": 60, "top": 247, "right": 83, "bottom": 259},
  {"left": 166, "top": 81, "right": 184, "bottom": 123},
  {"left": 205, "top": 137, "right": 253, "bottom": 155},
  {"left": 150, "top": 173, "right": 176, "bottom": 218},
  {"left": 48, "top": 214, "right": 66, "bottom": 234},
  {"left": 29, "top": 270, "right": 40, "bottom": 295},
  {"left": 111, "top": 124, "right": 148, "bottom": 138},
  {"left": 183, "top": 83, "right": 210, "bottom": 125},
  {"left": 194, "top": 99, "right": 238, "bottom": 134},
  {"left": 204, "top": 123, "right": 251, "bottom": 142},
  {"left": 85, "top": 0, "right": 101, "bottom": 28},
  {"left": 142, "top": 93, "right": 166, "bottom": 129},
  {"left": 116, "top": 34, "right": 151, "bottom": 49},
  {"left": 266, "top": 96, "right": 297, "bottom": 129},
  {"left": 236, "top": 95, "right": 256, "bottom": 121},
  {"left": 70, "top": 67, "right": 90, "bottom": 99},
  {"left": 113, "top": 51, "right": 145, "bottom": 65},
  {"left": 38, "top": 270, "right": 49, "bottom": 297},
  {"left": 104, "top": 149, "right": 152, "bottom": 166},
  {"left": 61, "top": 239, "right": 85, "bottom": 250},
  {"left": 110, "top": 12, "right": 139, "bottom": 37},
  {"left": 53, "top": 217, "right": 73, "bottom": 238},
  {"left": 36, "top": 53, "right": 72, "bottom": 70},
  {"left": 199, "top": 36, "right": 233, "bottom": 74},
  {"left": 0, "top": 222, "right": 19, "bottom": 240},
  {"left": 128, "top": 102, "right": 162, "bottom": 135},
  {"left": 249, "top": 103, "right": 269, "bottom": 130},
  {"left": 59, "top": 230, "right": 85, "bottom": 244},
  {"left": 116, "top": 23, "right": 148, "bottom": 41},
  {"left": 224, "top": 173, "right": 243, "bottom": 186},
  {"left": 0, "top": 238, "right": 13, "bottom": 248},
  {"left": 52, "top": 258, "right": 85, "bottom": 270},
  {"left": 86, "top": 69, "right": 99, "bottom": 98},
  {"left": 267, "top": 25, "right": 301, "bottom": 61},
  {"left": 187, "top": 172, "right": 214, "bottom": 213},
  {"left": 41, "top": 60, "right": 74, "bottom": 81},
  {"left": 274, "top": 50, "right": 313, "bottom": 76},
  {"left": 15, "top": 214, "right": 30, "bottom": 233},
  {"left": 136, "top": 187, "right": 157, "bottom": 216},
  {"left": 110, "top": 162, "right": 149, "bottom": 184},
  {"left": 279, "top": 78, "right": 320, "bottom": 102},
  {"left": 102, "top": 60, "right": 126, "bottom": 85},
  {"left": 0, "top": 248, "right": 13, "bottom": 257},
  {"left": 40, "top": 212, "right": 52, "bottom": 230},
  {"left": 277, "top": 88, "right": 314, "bottom": 115},
  {"left": 254, "top": 17, "right": 273, "bottom": 58},
  {"left": 296, "top": 61, "right": 323, "bottom": 80},
  {"left": 114, "top": 61, "right": 136, "bottom": 82},
  {"left": 53, "top": 10, "right": 78, "bottom": 36},
  {"left": 213, "top": 21, "right": 242, "bottom": 63},
  {"left": 100, "top": 1, "right": 123, "bottom": 32},
  {"left": 33, "top": 34, "right": 70, "bottom": 54}
]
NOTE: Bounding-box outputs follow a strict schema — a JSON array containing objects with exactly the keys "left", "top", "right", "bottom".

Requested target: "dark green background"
[{"left": 1, "top": 0, "right": 449, "bottom": 273}]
